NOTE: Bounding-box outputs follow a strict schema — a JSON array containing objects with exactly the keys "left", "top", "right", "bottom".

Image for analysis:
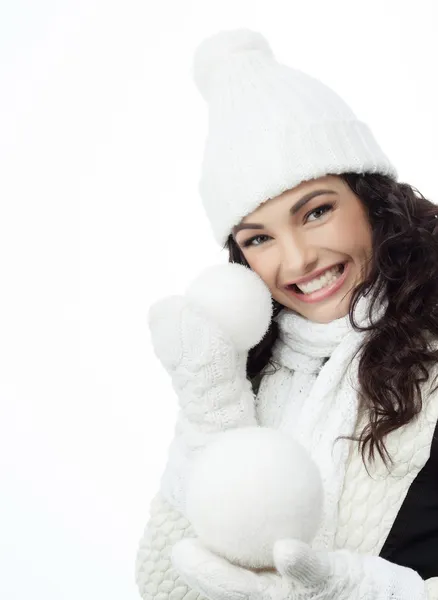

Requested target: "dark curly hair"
[{"left": 224, "top": 173, "right": 438, "bottom": 465}]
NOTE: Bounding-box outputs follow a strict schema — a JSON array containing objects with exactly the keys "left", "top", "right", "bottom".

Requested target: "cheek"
[
  {"left": 351, "top": 225, "right": 373, "bottom": 257},
  {"left": 335, "top": 212, "right": 373, "bottom": 256},
  {"left": 243, "top": 252, "right": 277, "bottom": 288}
]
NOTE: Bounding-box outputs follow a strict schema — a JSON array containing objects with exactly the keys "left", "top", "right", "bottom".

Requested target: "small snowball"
[{"left": 185, "top": 263, "right": 273, "bottom": 351}]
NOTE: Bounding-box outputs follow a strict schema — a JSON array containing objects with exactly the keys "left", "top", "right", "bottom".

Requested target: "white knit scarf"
[{"left": 258, "top": 292, "right": 386, "bottom": 552}]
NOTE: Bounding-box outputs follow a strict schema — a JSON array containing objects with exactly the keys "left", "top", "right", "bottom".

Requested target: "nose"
[{"left": 278, "top": 234, "right": 318, "bottom": 280}]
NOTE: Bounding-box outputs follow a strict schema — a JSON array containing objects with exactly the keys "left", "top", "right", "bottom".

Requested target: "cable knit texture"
[
  {"left": 335, "top": 373, "right": 438, "bottom": 555},
  {"left": 137, "top": 293, "right": 438, "bottom": 600},
  {"left": 148, "top": 295, "right": 257, "bottom": 434},
  {"left": 135, "top": 493, "right": 203, "bottom": 600}
]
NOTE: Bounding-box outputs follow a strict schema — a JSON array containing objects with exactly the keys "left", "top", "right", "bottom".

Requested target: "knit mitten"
[
  {"left": 148, "top": 263, "right": 273, "bottom": 433},
  {"left": 171, "top": 538, "right": 430, "bottom": 600}
]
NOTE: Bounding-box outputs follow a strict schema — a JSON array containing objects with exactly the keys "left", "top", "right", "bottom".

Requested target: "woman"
[{"left": 135, "top": 28, "right": 438, "bottom": 600}]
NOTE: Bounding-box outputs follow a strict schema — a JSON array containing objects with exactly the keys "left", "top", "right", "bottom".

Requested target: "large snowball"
[
  {"left": 185, "top": 427, "right": 323, "bottom": 569},
  {"left": 185, "top": 263, "right": 273, "bottom": 351}
]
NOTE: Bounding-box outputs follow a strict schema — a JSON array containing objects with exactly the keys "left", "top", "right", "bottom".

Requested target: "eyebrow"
[{"left": 232, "top": 189, "right": 339, "bottom": 237}]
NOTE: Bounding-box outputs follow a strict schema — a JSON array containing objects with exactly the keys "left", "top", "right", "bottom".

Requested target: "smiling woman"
[{"left": 136, "top": 27, "right": 438, "bottom": 600}]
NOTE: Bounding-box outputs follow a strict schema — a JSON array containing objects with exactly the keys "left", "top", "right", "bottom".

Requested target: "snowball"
[
  {"left": 185, "top": 427, "right": 323, "bottom": 569},
  {"left": 185, "top": 263, "right": 273, "bottom": 351}
]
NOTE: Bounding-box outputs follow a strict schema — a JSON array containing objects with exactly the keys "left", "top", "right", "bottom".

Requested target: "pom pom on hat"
[{"left": 192, "top": 28, "right": 274, "bottom": 103}]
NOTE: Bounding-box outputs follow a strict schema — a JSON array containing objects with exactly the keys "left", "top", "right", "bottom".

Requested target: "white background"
[{"left": 0, "top": 1, "right": 437, "bottom": 598}]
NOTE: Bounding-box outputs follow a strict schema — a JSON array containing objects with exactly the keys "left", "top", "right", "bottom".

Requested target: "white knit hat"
[{"left": 192, "top": 28, "right": 398, "bottom": 247}]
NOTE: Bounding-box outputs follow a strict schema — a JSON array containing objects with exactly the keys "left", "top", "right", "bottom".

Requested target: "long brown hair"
[{"left": 224, "top": 173, "right": 438, "bottom": 465}]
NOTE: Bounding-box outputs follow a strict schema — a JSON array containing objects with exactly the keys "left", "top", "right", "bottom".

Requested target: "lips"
[
  {"left": 284, "top": 261, "right": 350, "bottom": 304},
  {"left": 285, "top": 263, "right": 345, "bottom": 293}
]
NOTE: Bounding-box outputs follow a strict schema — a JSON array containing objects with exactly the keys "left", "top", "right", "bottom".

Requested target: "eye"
[
  {"left": 305, "top": 203, "right": 334, "bottom": 223},
  {"left": 241, "top": 234, "right": 270, "bottom": 248},
  {"left": 240, "top": 203, "right": 334, "bottom": 248}
]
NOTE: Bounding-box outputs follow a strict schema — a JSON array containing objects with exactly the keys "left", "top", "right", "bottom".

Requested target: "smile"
[{"left": 284, "top": 262, "right": 350, "bottom": 304}]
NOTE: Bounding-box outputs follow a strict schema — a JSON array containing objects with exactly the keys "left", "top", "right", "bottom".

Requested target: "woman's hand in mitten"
[
  {"left": 148, "top": 263, "right": 273, "bottom": 431},
  {"left": 171, "top": 538, "right": 428, "bottom": 600}
]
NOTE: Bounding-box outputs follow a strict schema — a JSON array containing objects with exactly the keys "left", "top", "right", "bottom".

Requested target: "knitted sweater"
[{"left": 135, "top": 366, "right": 438, "bottom": 600}]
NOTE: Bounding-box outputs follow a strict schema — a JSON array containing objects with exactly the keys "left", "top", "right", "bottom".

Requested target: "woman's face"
[{"left": 232, "top": 175, "right": 373, "bottom": 323}]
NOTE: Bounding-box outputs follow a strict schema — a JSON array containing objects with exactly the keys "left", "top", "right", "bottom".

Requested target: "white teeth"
[{"left": 296, "top": 265, "right": 343, "bottom": 294}]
